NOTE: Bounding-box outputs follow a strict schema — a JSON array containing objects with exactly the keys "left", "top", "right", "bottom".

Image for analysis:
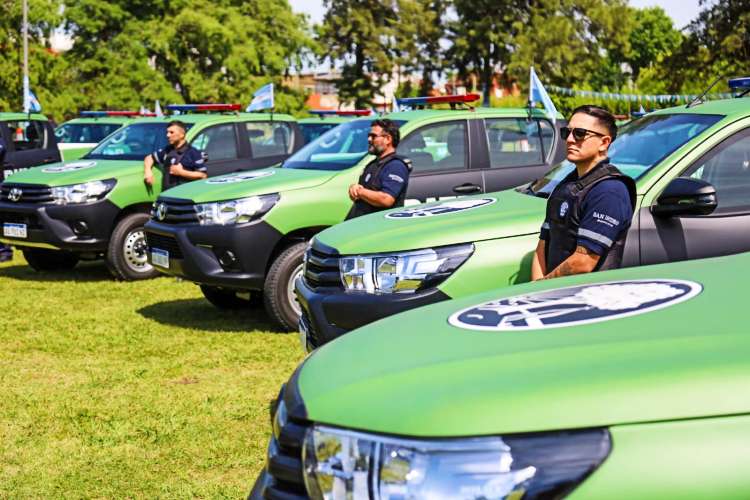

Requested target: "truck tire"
[
  {"left": 200, "top": 285, "right": 262, "bottom": 309},
  {"left": 22, "top": 248, "right": 79, "bottom": 271},
  {"left": 264, "top": 241, "right": 306, "bottom": 332},
  {"left": 106, "top": 212, "right": 159, "bottom": 281}
]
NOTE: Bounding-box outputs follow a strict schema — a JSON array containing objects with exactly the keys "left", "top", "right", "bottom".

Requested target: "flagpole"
[{"left": 22, "top": 0, "right": 30, "bottom": 113}]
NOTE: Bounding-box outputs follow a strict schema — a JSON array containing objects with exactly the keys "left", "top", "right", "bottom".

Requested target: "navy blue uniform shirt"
[
  {"left": 540, "top": 178, "right": 633, "bottom": 255},
  {"left": 152, "top": 143, "right": 206, "bottom": 187},
  {"left": 369, "top": 160, "right": 409, "bottom": 199}
]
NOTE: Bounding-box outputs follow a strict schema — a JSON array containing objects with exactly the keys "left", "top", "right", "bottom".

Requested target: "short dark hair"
[
  {"left": 569, "top": 105, "right": 617, "bottom": 142},
  {"left": 371, "top": 118, "right": 401, "bottom": 147},
  {"left": 168, "top": 120, "right": 187, "bottom": 132}
]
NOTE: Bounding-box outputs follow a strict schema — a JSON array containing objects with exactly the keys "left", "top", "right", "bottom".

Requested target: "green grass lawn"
[{"left": 0, "top": 254, "right": 303, "bottom": 498}]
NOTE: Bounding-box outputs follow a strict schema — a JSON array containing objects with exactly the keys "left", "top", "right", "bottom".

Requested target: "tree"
[
  {"left": 624, "top": 7, "right": 682, "bottom": 80},
  {"left": 447, "top": 0, "right": 527, "bottom": 106},
  {"left": 316, "top": 0, "right": 396, "bottom": 108},
  {"left": 392, "top": 0, "right": 446, "bottom": 96},
  {"left": 507, "top": 0, "right": 633, "bottom": 93}
]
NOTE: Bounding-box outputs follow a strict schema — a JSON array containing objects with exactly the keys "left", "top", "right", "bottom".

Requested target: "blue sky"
[{"left": 289, "top": 0, "right": 703, "bottom": 30}]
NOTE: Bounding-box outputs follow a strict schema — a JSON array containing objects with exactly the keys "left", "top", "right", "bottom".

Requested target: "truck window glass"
[
  {"left": 398, "top": 120, "right": 467, "bottom": 172},
  {"left": 484, "top": 118, "right": 544, "bottom": 168},
  {"left": 192, "top": 124, "right": 238, "bottom": 161},
  {"left": 246, "top": 122, "right": 293, "bottom": 158}
]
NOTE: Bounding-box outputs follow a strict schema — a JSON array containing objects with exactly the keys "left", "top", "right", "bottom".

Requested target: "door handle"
[{"left": 453, "top": 183, "right": 482, "bottom": 194}]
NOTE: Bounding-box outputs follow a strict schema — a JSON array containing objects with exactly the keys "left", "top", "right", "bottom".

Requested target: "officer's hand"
[
  {"left": 169, "top": 163, "right": 185, "bottom": 176},
  {"left": 144, "top": 173, "right": 153, "bottom": 186},
  {"left": 348, "top": 184, "right": 362, "bottom": 201}
]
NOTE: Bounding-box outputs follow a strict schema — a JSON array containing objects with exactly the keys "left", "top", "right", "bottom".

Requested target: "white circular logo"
[
  {"left": 42, "top": 161, "right": 97, "bottom": 173},
  {"left": 386, "top": 198, "right": 496, "bottom": 219},
  {"left": 559, "top": 200, "right": 569, "bottom": 217},
  {"left": 206, "top": 170, "right": 275, "bottom": 184},
  {"left": 448, "top": 279, "right": 702, "bottom": 331}
]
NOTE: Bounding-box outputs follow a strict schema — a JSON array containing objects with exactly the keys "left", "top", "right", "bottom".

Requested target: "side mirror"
[{"left": 651, "top": 177, "right": 717, "bottom": 217}]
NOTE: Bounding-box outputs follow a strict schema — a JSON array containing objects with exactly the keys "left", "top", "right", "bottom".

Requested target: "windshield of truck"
[
  {"left": 299, "top": 122, "right": 340, "bottom": 145},
  {"left": 283, "top": 119, "right": 404, "bottom": 171},
  {"left": 526, "top": 113, "right": 724, "bottom": 197},
  {"left": 55, "top": 123, "right": 123, "bottom": 144},
  {"left": 85, "top": 122, "right": 189, "bottom": 161}
]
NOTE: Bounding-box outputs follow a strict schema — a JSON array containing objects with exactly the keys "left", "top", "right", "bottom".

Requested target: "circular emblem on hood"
[
  {"left": 156, "top": 203, "right": 167, "bottom": 221},
  {"left": 42, "top": 161, "right": 97, "bottom": 173},
  {"left": 8, "top": 188, "right": 22, "bottom": 202},
  {"left": 206, "top": 170, "right": 275, "bottom": 184},
  {"left": 448, "top": 279, "right": 703, "bottom": 331},
  {"left": 386, "top": 198, "right": 496, "bottom": 219}
]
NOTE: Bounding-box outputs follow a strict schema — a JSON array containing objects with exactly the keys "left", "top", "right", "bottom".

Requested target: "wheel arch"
[{"left": 265, "top": 225, "right": 329, "bottom": 274}]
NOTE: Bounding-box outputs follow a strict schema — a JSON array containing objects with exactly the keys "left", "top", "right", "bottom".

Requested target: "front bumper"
[
  {"left": 0, "top": 199, "right": 119, "bottom": 252},
  {"left": 144, "top": 219, "right": 283, "bottom": 290},
  {"left": 295, "top": 275, "right": 450, "bottom": 351}
]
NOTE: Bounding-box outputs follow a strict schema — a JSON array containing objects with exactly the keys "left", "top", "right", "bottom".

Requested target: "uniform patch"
[
  {"left": 42, "top": 161, "right": 97, "bottom": 173},
  {"left": 365, "top": 173, "right": 371, "bottom": 182},
  {"left": 388, "top": 174, "right": 404, "bottom": 183},
  {"left": 448, "top": 279, "right": 702, "bottom": 331},
  {"left": 206, "top": 170, "right": 275, "bottom": 184},
  {"left": 386, "top": 198, "right": 496, "bottom": 219},
  {"left": 559, "top": 201, "right": 569, "bottom": 217}
]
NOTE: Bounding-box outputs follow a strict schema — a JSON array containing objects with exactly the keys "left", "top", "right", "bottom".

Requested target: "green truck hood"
[
  {"left": 4, "top": 159, "right": 139, "bottom": 186},
  {"left": 316, "top": 190, "right": 546, "bottom": 254},
  {"left": 299, "top": 252, "right": 747, "bottom": 437},
  {"left": 158, "top": 167, "right": 338, "bottom": 202}
]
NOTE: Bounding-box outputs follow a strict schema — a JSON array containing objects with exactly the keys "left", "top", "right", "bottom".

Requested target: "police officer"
[
  {"left": 143, "top": 120, "right": 207, "bottom": 189},
  {"left": 346, "top": 118, "right": 411, "bottom": 219},
  {"left": 0, "top": 135, "right": 11, "bottom": 261},
  {"left": 531, "top": 105, "right": 636, "bottom": 281}
]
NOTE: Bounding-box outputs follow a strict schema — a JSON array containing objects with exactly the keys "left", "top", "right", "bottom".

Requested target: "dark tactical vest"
[
  {"left": 545, "top": 161, "right": 636, "bottom": 272},
  {"left": 161, "top": 144, "right": 193, "bottom": 189},
  {"left": 345, "top": 154, "right": 412, "bottom": 220}
]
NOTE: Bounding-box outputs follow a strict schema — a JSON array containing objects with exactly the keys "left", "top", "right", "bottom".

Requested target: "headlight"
[
  {"left": 303, "top": 425, "right": 610, "bottom": 499},
  {"left": 339, "top": 243, "right": 473, "bottom": 293},
  {"left": 194, "top": 193, "right": 278, "bottom": 226},
  {"left": 51, "top": 179, "right": 116, "bottom": 205}
]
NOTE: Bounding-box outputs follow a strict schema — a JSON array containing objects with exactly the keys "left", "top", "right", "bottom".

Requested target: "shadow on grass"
[
  {"left": 0, "top": 260, "right": 114, "bottom": 282},
  {"left": 137, "top": 298, "right": 281, "bottom": 333}
]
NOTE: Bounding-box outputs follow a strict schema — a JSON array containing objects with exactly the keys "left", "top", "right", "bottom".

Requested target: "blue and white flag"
[
  {"left": 529, "top": 67, "right": 557, "bottom": 124},
  {"left": 23, "top": 78, "right": 42, "bottom": 113},
  {"left": 154, "top": 100, "right": 164, "bottom": 117},
  {"left": 247, "top": 83, "right": 274, "bottom": 112}
]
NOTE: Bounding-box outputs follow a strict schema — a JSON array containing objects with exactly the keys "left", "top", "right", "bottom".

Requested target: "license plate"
[
  {"left": 151, "top": 248, "right": 169, "bottom": 268},
  {"left": 298, "top": 319, "right": 310, "bottom": 352},
  {"left": 3, "top": 223, "right": 27, "bottom": 238}
]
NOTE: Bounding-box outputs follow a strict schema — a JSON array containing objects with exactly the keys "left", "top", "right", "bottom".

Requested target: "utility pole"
[{"left": 22, "top": 0, "right": 30, "bottom": 112}]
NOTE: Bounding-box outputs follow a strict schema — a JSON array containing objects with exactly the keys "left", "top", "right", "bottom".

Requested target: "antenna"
[{"left": 686, "top": 75, "right": 724, "bottom": 108}]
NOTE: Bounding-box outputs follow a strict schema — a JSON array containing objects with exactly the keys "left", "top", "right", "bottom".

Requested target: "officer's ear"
[{"left": 599, "top": 135, "right": 612, "bottom": 152}]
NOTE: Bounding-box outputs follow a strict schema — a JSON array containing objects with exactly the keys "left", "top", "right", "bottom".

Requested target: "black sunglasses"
[{"left": 560, "top": 126, "right": 607, "bottom": 141}]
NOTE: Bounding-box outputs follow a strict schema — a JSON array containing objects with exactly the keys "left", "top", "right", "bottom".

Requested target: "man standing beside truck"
[
  {"left": 143, "top": 120, "right": 207, "bottom": 189},
  {"left": 531, "top": 105, "right": 635, "bottom": 281},
  {"left": 346, "top": 118, "right": 411, "bottom": 219}
]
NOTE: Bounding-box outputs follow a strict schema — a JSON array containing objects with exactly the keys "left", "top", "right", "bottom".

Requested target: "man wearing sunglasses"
[
  {"left": 531, "top": 105, "right": 636, "bottom": 281},
  {"left": 345, "top": 118, "right": 412, "bottom": 220}
]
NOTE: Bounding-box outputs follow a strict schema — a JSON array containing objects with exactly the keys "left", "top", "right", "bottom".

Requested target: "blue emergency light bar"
[
  {"left": 166, "top": 103, "right": 241, "bottom": 113},
  {"left": 728, "top": 77, "right": 750, "bottom": 90},
  {"left": 310, "top": 109, "right": 372, "bottom": 117},
  {"left": 396, "top": 93, "right": 481, "bottom": 108},
  {"left": 80, "top": 110, "right": 149, "bottom": 118}
]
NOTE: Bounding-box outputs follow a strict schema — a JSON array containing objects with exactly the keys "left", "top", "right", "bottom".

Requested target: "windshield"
[
  {"left": 299, "top": 122, "right": 340, "bottom": 145},
  {"left": 55, "top": 123, "right": 123, "bottom": 144},
  {"left": 526, "top": 113, "right": 724, "bottom": 197},
  {"left": 284, "top": 119, "right": 405, "bottom": 171},
  {"left": 86, "top": 122, "right": 181, "bottom": 161}
]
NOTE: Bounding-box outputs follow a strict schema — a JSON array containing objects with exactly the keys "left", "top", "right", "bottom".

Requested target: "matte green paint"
[
  {"left": 0, "top": 112, "right": 50, "bottom": 122},
  {"left": 298, "top": 252, "right": 745, "bottom": 437},
  {"left": 573, "top": 416, "right": 750, "bottom": 498}
]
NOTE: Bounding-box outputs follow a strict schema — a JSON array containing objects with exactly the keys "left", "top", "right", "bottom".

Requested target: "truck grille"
[
  {"left": 151, "top": 197, "right": 199, "bottom": 224},
  {"left": 0, "top": 183, "right": 53, "bottom": 203},
  {"left": 260, "top": 384, "right": 310, "bottom": 500},
  {"left": 144, "top": 232, "right": 183, "bottom": 259},
  {"left": 303, "top": 241, "right": 341, "bottom": 289}
]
